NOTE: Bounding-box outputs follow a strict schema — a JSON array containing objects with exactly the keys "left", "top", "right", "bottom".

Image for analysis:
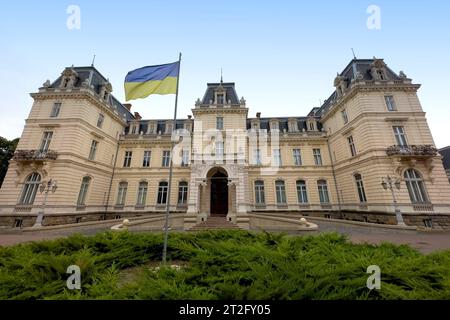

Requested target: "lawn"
[{"left": 0, "top": 230, "right": 449, "bottom": 300}]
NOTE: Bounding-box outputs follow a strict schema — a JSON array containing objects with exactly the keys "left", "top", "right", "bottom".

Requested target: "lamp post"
[
  {"left": 381, "top": 175, "right": 405, "bottom": 226},
  {"left": 32, "top": 179, "right": 57, "bottom": 228}
]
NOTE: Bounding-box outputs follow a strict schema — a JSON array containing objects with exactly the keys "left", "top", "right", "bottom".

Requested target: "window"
[
  {"left": 116, "top": 182, "right": 128, "bottom": 205},
  {"left": 50, "top": 103, "right": 61, "bottom": 117},
  {"left": 254, "top": 180, "right": 265, "bottom": 205},
  {"left": 341, "top": 109, "right": 348, "bottom": 124},
  {"left": 377, "top": 70, "right": 386, "bottom": 80},
  {"left": 77, "top": 176, "right": 91, "bottom": 206},
  {"left": 348, "top": 136, "right": 357, "bottom": 157},
  {"left": 40, "top": 131, "right": 53, "bottom": 151},
  {"left": 181, "top": 149, "right": 190, "bottom": 167},
  {"left": 216, "top": 117, "right": 224, "bottom": 130},
  {"left": 254, "top": 149, "right": 262, "bottom": 165},
  {"left": 136, "top": 181, "right": 148, "bottom": 206},
  {"left": 317, "top": 180, "right": 330, "bottom": 204},
  {"left": 14, "top": 218, "right": 23, "bottom": 228},
  {"left": 385, "top": 96, "right": 396, "bottom": 111},
  {"left": 273, "top": 149, "right": 282, "bottom": 166},
  {"left": 123, "top": 151, "right": 132, "bottom": 167},
  {"left": 404, "top": 169, "right": 428, "bottom": 203},
  {"left": 271, "top": 121, "right": 279, "bottom": 131},
  {"left": 19, "top": 173, "right": 41, "bottom": 205},
  {"left": 157, "top": 181, "right": 168, "bottom": 204},
  {"left": 275, "top": 180, "right": 287, "bottom": 204},
  {"left": 162, "top": 151, "right": 171, "bottom": 167},
  {"left": 423, "top": 219, "right": 433, "bottom": 228},
  {"left": 143, "top": 150, "right": 151, "bottom": 167},
  {"left": 178, "top": 181, "right": 188, "bottom": 205},
  {"left": 215, "top": 141, "right": 224, "bottom": 156},
  {"left": 354, "top": 174, "right": 367, "bottom": 203},
  {"left": 313, "top": 149, "right": 322, "bottom": 165},
  {"left": 217, "top": 94, "right": 224, "bottom": 105},
  {"left": 296, "top": 180, "right": 308, "bottom": 203},
  {"left": 393, "top": 126, "right": 408, "bottom": 146},
  {"left": 293, "top": 149, "right": 302, "bottom": 166},
  {"left": 97, "top": 114, "right": 105, "bottom": 128},
  {"left": 309, "top": 122, "right": 315, "bottom": 131},
  {"left": 88, "top": 140, "right": 98, "bottom": 161}
]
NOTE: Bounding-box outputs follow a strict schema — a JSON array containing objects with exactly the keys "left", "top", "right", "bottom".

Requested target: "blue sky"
[{"left": 1, "top": 1, "right": 449, "bottom": 147}]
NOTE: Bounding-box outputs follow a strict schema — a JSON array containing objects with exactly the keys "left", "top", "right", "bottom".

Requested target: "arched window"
[
  {"left": 404, "top": 169, "right": 428, "bottom": 203},
  {"left": 116, "top": 182, "right": 128, "bottom": 205},
  {"left": 275, "top": 180, "right": 286, "bottom": 204},
  {"left": 178, "top": 181, "right": 188, "bottom": 205},
  {"left": 136, "top": 181, "right": 148, "bottom": 206},
  {"left": 19, "top": 173, "right": 41, "bottom": 205},
  {"left": 354, "top": 174, "right": 367, "bottom": 203},
  {"left": 296, "top": 180, "right": 308, "bottom": 203},
  {"left": 254, "top": 180, "right": 265, "bottom": 205},
  {"left": 77, "top": 176, "right": 91, "bottom": 206},
  {"left": 157, "top": 181, "right": 168, "bottom": 205},
  {"left": 317, "top": 180, "right": 330, "bottom": 204}
]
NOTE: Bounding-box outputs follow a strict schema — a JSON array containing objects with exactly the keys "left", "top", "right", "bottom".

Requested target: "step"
[{"left": 188, "top": 216, "right": 241, "bottom": 231}]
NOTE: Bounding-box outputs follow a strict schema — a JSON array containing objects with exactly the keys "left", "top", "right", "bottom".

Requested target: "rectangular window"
[
  {"left": 273, "top": 149, "right": 282, "bottom": 166},
  {"left": 50, "top": 103, "right": 61, "bottom": 117},
  {"left": 77, "top": 177, "right": 91, "bottom": 206},
  {"left": 97, "top": 113, "right": 105, "bottom": 128},
  {"left": 162, "top": 150, "right": 171, "bottom": 167},
  {"left": 157, "top": 182, "right": 168, "bottom": 204},
  {"left": 318, "top": 181, "right": 330, "bottom": 204},
  {"left": 313, "top": 148, "right": 322, "bottom": 165},
  {"left": 341, "top": 109, "right": 348, "bottom": 124},
  {"left": 393, "top": 126, "right": 408, "bottom": 146},
  {"left": 296, "top": 180, "right": 308, "bottom": 203},
  {"left": 293, "top": 149, "right": 302, "bottom": 166},
  {"left": 178, "top": 182, "right": 188, "bottom": 204},
  {"left": 348, "top": 136, "right": 357, "bottom": 157},
  {"left": 275, "top": 181, "right": 287, "bottom": 204},
  {"left": 116, "top": 182, "right": 128, "bottom": 205},
  {"left": 215, "top": 141, "right": 224, "bottom": 156},
  {"left": 88, "top": 140, "right": 98, "bottom": 161},
  {"left": 254, "top": 181, "right": 265, "bottom": 205},
  {"left": 254, "top": 149, "right": 262, "bottom": 165},
  {"left": 142, "top": 150, "right": 151, "bottom": 167},
  {"left": 123, "top": 151, "right": 132, "bottom": 167},
  {"left": 136, "top": 182, "right": 148, "bottom": 206},
  {"left": 217, "top": 94, "right": 224, "bottom": 105},
  {"left": 181, "top": 149, "right": 190, "bottom": 167},
  {"left": 40, "top": 131, "right": 53, "bottom": 151},
  {"left": 354, "top": 174, "right": 368, "bottom": 203},
  {"left": 216, "top": 117, "right": 224, "bottom": 130},
  {"left": 385, "top": 96, "right": 396, "bottom": 111}
]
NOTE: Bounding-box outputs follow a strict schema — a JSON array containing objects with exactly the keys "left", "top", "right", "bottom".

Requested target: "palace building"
[{"left": 1, "top": 58, "right": 450, "bottom": 230}]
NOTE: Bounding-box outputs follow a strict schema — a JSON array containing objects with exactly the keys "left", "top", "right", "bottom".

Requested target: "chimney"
[
  {"left": 123, "top": 103, "right": 132, "bottom": 111},
  {"left": 134, "top": 112, "right": 142, "bottom": 120},
  {"left": 256, "top": 112, "right": 261, "bottom": 118}
]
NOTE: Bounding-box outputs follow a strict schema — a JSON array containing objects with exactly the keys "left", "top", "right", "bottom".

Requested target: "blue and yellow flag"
[{"left": 124, "top": 61, "right": 179, "bottom": 101}]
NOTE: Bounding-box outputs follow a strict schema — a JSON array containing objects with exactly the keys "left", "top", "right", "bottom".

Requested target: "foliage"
[
  {"left": 0, "top": 136, "right": 19, "bottom": 187},
  {"left": 0, "top": 230, "right": 449, "bottom": 300}
]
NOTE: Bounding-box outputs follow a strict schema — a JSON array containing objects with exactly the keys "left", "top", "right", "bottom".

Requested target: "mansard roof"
[
  {"left": 50, "top": 66, "right": 134, "bottom": 120},
  {"left": 439, "top": 146, "right": 450, "bottom": 170},
  {"left": 200, "top": 82, "right": 240, "bottom": 105},
  {"left": 315, "top": 58, "right": 403, "bottom": 117}
]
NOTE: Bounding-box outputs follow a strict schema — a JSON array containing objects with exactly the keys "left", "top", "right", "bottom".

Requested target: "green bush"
[{"left": 0, "top": 231, "right": 449, "bottom": 300}]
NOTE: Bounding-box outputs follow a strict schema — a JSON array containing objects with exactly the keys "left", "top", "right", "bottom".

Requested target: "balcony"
[
  {"left": 13, "top": 149, "right": 58, "bottom": 162},
  {"left": 386, "top": 145, "right": 438, "bottom": 157}
]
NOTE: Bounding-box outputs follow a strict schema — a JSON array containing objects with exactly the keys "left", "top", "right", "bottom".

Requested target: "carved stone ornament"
[
  {"left": 355, "top": 71, "right": 364, "bottom": 80},
  {"left": 195, "top": 98, "right": 201, "bottom": 106},
  {"left": 43, "top": 80, "right": 51, "bottom": 87},
  {"left": 62, "top": 67, "right": 78, "bottom": 78},
  {"left": 399, "top": 71, "right": 407, "bottom": 79},
  {"left": 240, "top": 96, "right": 246, "bottom": 105}
]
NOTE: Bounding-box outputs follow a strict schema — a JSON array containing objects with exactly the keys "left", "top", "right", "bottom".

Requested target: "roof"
[
  {"left": 200, "top": 82, "right": 240, "bottom": 105},
  {"left": 50, "top": 66, "right": 134, "bottom": 121},
  {"left": 439, "top": 146, "right": 450, "bottom": 170},
  {"left": 316, "top": 58, "right": 402, "bottom": 117}
]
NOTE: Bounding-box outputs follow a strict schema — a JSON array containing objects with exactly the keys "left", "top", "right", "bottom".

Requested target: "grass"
[{"left": 0, "top": 230, "right": 449, "bottom": 300}]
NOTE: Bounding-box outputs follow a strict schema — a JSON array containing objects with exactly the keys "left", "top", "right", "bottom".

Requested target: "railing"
[
  {"left": 386, "top": 145, "right": 438, "bottom": 157},
  {"left": 13, "top": 150, "right": 57, "bottom": 161},
  {"left": 413, "top": 203, "right": 434, "bottom": 212}
]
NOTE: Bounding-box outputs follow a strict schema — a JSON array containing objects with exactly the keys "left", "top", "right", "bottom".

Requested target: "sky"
[{"left": 0, "top": 1, "right": 449, "bottom": 147}]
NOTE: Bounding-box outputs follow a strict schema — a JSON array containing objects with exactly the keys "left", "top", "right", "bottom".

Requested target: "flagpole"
[{"left": 162, "top": 52, "right": 182, "bottom": 265}]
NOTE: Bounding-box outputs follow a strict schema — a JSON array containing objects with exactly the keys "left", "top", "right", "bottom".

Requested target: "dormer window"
[
  {"left": 217, "top": 94, "right": 224, "bottom": 105},
  {"left": 377, "top": 70, "right": 386, "bottom": 80}
]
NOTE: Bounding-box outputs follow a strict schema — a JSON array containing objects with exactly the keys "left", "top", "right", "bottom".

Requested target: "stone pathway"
[{"left": 1, "top": 220, "right": 450, "bottom": 254}]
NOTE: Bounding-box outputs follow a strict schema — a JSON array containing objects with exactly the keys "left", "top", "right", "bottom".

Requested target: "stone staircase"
[{"left": 188, "top": 216, "right": 241, "bottom": 231}]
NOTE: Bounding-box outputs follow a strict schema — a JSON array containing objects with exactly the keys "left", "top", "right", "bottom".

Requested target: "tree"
[{"left": 0, "top": 136, "right": 19, "bottom": 187}]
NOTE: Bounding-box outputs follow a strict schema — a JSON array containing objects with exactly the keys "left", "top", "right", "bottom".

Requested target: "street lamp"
[
  {"left": 32, "top": 179, "right": 57, "bottom": 228},
  {"left": 381, "top": 175, "right": 405, "bottom": 226}
]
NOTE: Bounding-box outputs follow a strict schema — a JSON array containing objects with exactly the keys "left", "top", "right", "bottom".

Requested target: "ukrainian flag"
[{"left": 124, "top": 61, "right": 179, "bottom": 101}]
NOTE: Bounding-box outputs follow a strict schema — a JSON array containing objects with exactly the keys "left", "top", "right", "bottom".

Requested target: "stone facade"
[{"left": 1, "top": 58, "right": 450, "bottom": 230}]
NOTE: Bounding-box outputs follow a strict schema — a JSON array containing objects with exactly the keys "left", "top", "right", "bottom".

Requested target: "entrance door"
[{"left": 210, "top": 171, "right": 228, "bottom": 215}]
